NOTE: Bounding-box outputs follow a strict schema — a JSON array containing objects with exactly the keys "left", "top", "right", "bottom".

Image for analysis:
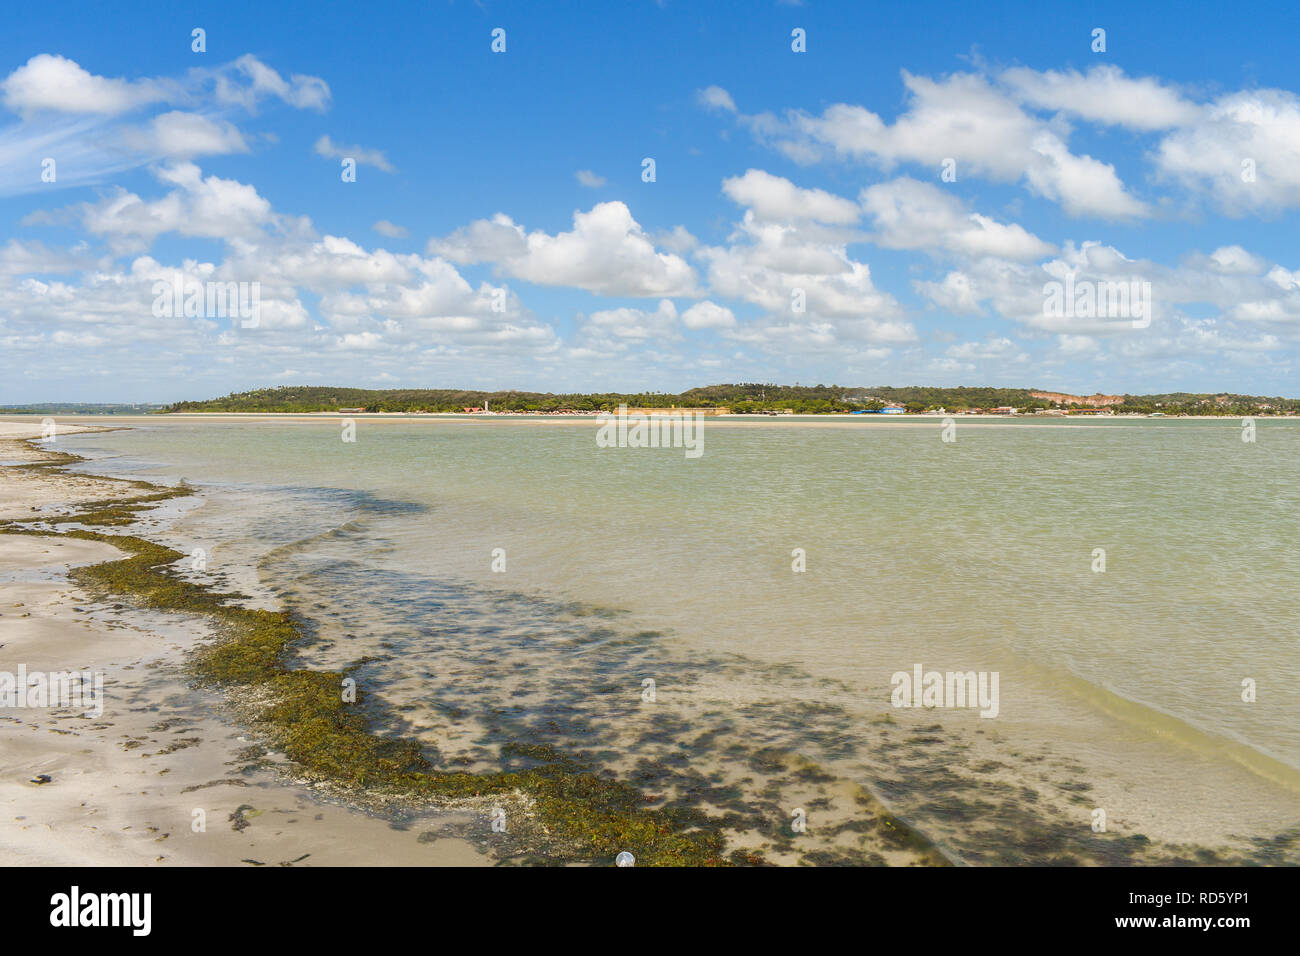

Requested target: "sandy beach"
[{"left": 0, "top": 421, "right": 487, "bottom": 866}]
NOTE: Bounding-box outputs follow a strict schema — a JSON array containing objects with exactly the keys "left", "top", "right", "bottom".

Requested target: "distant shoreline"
[
  {"left": 12, "top": 383, "right": 1291, "bottom": 419},
  {"left": 2, "top": 410, "right": 1291, "bottom": 427}
]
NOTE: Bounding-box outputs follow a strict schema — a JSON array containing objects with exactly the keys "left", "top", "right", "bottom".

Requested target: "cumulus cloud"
[
  {"left": 695, "top": 173, "right": 912, "bottom": 354},
  {"left": 728, "top": 69, "right": 1149, "bottom": 219},
  {"left": 909, "top": 232, "right": 1300, "bottom": 347},
  {"left": 1155, "top": 89, "right": 1300, "bottom": 214},
  {"left": 0, "top": 239, "right": 95, "bottom": 275},
  {"left": 722, "top": 169, "right": 861, "bottom": 224},
  {"left": 577, "top": 299, "right": 680, "bottom": 348},
  {"left": 946, "top": 337, "right": 1026, "bottom": 362},
  {"left": 681, "top": 301, "right": 737, "bottom": 329},
  {"left": 1, "top": 54, "right": 177, "bottom": 116},
  {"left": 917, "top": 241, "right": 1162, "bottom": 335},
  {"left": 127, "top": 111, "right": 250, "bottom": 158},
  {"left": 1199, "top": 245, "right": 1267, "bottom": 275},
  {"left": 862, "top": 177, "right": 1054, "bottom": 261},
  {"left": 915, "top": 271, "right": 982, "bottom": 314},
  {"left": 76, "top": 162, "right": 275, "bottom": 252},
  {"left": 652, "top": 225, "right": 699, "bottom": 254},
  {"left": 1, "top": 52, "right": 329, "bottom": 118},
  {"left": 714, "top": 64, "right": 1300, "bottom": 221},
  {"left": 1001, "top": 65, "right": 1201, "bottom": 130},
  {"left": 0, "top": 163, "right": 562, "bottom": 397},
  {"left": 428, "top": 201, "right": 698, "bottom": 297}
]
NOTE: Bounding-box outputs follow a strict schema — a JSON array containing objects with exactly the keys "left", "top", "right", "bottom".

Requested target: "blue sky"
[{"left": 3, "top": 0, "right": 1300, "bottom": 402}]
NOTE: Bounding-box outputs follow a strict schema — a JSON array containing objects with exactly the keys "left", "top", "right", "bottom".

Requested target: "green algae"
[{"left": 4, "top": 437, "right": 189, "bottom": 526}]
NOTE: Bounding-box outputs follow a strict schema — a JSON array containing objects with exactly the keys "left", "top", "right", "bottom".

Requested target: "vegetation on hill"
[
  {"left": 158, "top": 384, "right": 1300, "bottom": 416},
  {"left": 164, "top": 386, "right": 669, "bottom": 414},
  {"left": 1111, "top": 393, "right": 1298, "bottom": 416}
]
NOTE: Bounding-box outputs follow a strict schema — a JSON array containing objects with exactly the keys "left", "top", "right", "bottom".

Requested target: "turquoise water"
[{"left": 46, "top": 415, "right": 1300, "bottom": 863}]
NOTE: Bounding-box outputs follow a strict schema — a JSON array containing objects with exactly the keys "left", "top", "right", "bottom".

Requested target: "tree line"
[{"left": 160, "top": 384, "right": 1300, "bottom": 415}]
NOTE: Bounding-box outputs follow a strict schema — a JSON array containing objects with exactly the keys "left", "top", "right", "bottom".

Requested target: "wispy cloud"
[{"left": 313, "top": 134, "right": 395, "bottom": 172}]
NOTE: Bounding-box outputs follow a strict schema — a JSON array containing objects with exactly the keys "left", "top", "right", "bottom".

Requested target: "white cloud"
[
  {"left": 910, "top": 234, "right": 1300, "bottom": 347},
  {"left": 1056, "top": 334, "right": 1101, "bottom": 356},
  {"left": 578, "top": 299, "right": 679, "bottom": 347},
  {"left": 0, "top": 186, "right": 562, "bottom": 389},
  {"left": 1202, "top": 245, "right": 1267, "bottom": 275},
  {"left": 1024, "top": 131, "right": 1147, "bottom": 219},
  {"left": 128, "top": 111, "right": 249, "bottom": 158},
  {"left": 723, "top": 65, "right": 1300, "bottom": 219},
  {"left": 697, "top": 85, "right": 736, "bottom": 113},
  {"left": 0, "top": 239, "right": 96, "bottom": 275},
  {"left": 722, "top": 169, "right": 860, "bottom": 224},
  {"left": 862, "top": 177, "right": 1054, "bottom": 261},
  {"left": 1001, "top": 65, "right": 1201, "bottom": 130},
  {"left": 653, "top": 225, "right": 699, "bottom": 254},
  {"left": 9, "top": 52, "right": 1300, "bottom": 396},
  {"left": 0, "top": 52, "right": 330, "bottom": 118},
  {"left": 314, "top": 135, "right": 395, "bottom": 172},
  {"left": 735, "top": 70, "right": 1149, "bottom": 219},
  {"left": 213, "top": 55, "right": 330, "bottom": 112},
  {"left": 681, "top": 301, "right": 737, "bottom": 329},
  {"left": 698, "top": 178, "right": 912, "bottom": 354},
  {"left": 946, "top": 337, "right": 1025, "bottom": 361},
  {"left": 1156, "top": 89, "right": 1300, "bottom": 214},
  {"left": 77, "top": 162, "right": 274, "bottom": 252},
  {"left": 0, "top": 54, "right": 328, "bottom": 198},
  {"left": 915, "top": 271, "right": 982, "bottom": 314},
  {"left": 1, "top": 54, "right": 176, "bottom": 116},
  {"left": 429, "top": 202, "right": 698, "bottom": 297}
]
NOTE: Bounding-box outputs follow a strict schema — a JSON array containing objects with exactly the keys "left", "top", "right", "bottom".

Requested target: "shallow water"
[{"left": 48, "top": 416, "right": 1300, "bottom": 863}]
